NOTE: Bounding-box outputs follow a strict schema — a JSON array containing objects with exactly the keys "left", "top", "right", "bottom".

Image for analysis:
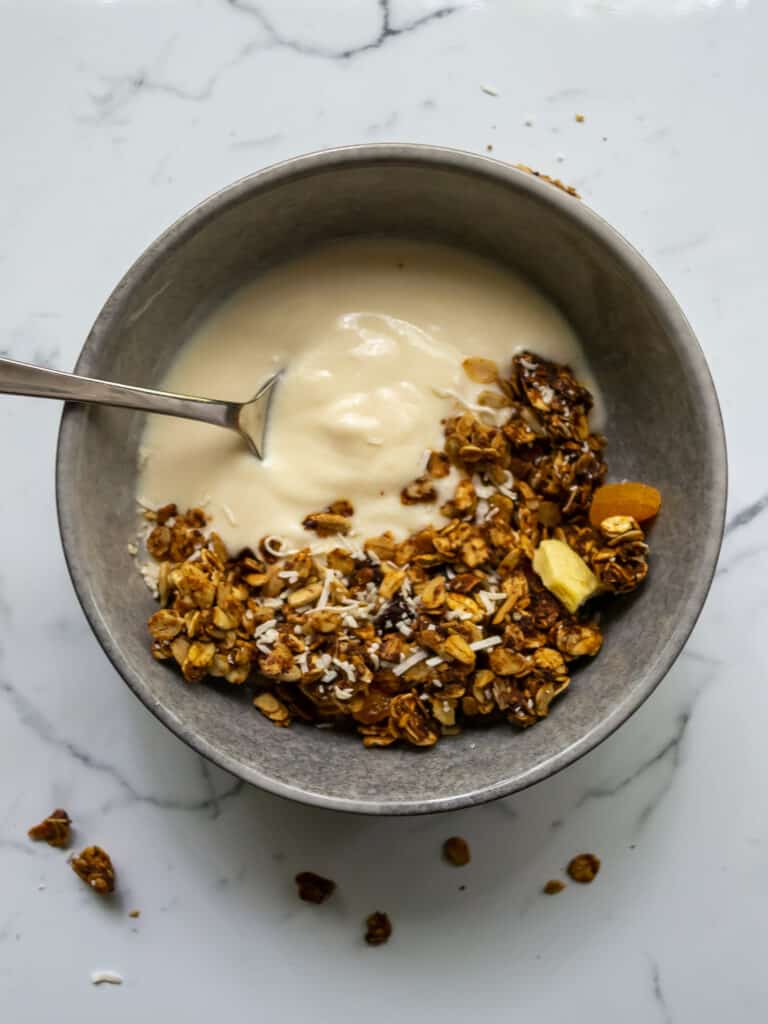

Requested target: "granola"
[
  {"left": 144, "top": 351, "right": 653, "bottom": 749},
  {"left": 443, "top": 836, "right": 471, "bottom": 867},
  {"left": 543, "top": 879, "right": 566, "bottom": 895},
  {"left": 567, "top": 852, "right": 601, "bottom": 883},
  {"left": 28, "top": 809, "right": 71, "bottom": 848},
  {"left": 295, "top": 871, "right": 336, "bottom": 904},
  {"left": 364, "top": 911, "right": 392, "bottom": 946},
  {"left": 70, "top": 845, "right": 116, "bottom": 895}
]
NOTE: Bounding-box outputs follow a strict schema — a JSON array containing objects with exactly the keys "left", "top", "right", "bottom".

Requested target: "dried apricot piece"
[{"left": 588, "top": 482, "right": 661, "bottom": 528}]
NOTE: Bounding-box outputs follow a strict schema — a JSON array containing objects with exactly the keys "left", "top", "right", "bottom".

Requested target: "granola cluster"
[
  {"left": 145, "top": 351, "right": 651, "bottom": 749},
  {"left": 70, "top": 845, "right": 116, "bottom": 895},
  {"left": 28, "top": 809, "right": 71, "bottom": 848}
]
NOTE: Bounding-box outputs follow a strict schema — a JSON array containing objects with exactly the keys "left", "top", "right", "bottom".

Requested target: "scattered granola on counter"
[
  {"left": 70, "top": 845, "right": 116, "bottom": 895},
  {"left": 443, "top": 836, "right": 471, "bottom": 867},
  {"left": 144, "top": 351, "right": 655, "bottom": 749},
  {"left": 295, "top": 871, "right": 336, "bottom": 904},
  {"left": 364, "top": 911, "right": 392, "bottom": 946},
  {"left": 567, "top": 852, "right": 601, "bottom": 883},
  {"left": 128, "top": 909, "right": 141, "bottom": 919},
  {"left": 28, "top": 809, "right": 71, "bottom": 848},
  {"left": 543, "top": 879, "right": 566, "bottom": 895}
]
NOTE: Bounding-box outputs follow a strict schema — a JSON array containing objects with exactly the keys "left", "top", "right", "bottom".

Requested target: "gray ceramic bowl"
[{"left": 56, "top": 144, "right": 727, "bottom": 814}]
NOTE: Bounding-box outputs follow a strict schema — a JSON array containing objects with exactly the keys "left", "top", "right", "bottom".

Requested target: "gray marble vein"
[
  {"left": 572, "top": 649, "right": 720, "bottom": 831},
  {"left": 88, "top": 69, "right": 220, "bottom": 121},
  {"left": 575, "top": 710, "right": 690, "bottom": 814},
  {"left": 715, "top": 543, "right": 768, "bottom": 578},
  {"left": 229, "top": 132, "right": 284, "bottom": 150},
  {"left": 0, "top": 837, "right": 38, "bottom": 858},
  {"left": 225, "top": 0, "right": 460, "bottom": 61},
  {"left": 650, "top": 958, "right": 674, "bottom": 1024},
  {"left": 0, "top": 677, "right": 243, "bottom": 814},
  {"left": 724, "top": 490, "right": 768, "bottom": 537}
]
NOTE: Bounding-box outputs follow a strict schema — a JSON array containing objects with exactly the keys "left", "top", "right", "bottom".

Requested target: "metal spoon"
[{"left": 0, "top": 356, "right": 280, "bottom": 458}]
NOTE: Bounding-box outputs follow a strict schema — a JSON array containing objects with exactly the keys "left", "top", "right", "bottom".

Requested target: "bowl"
[{"left": 56, "top": 144, "right": 727, "bottom": 814}]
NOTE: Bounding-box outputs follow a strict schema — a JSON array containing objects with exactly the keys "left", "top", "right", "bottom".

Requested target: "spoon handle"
[{"left": 0, "top": 356, "right": 237, "bottom": 430}]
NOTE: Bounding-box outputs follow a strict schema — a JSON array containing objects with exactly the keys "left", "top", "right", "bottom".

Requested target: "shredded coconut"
[
  {"left": 91, "top": 970, "right": 123, "bottom": 985},
  {"left": 392, "top": 649, "right": 430, "bottom": 676},
  {"left": 469, "top": 636, "right": 503, "bottom": 652}
]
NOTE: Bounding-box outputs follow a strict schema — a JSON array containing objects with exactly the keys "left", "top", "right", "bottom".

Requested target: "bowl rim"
[{"left": 56, "top": 143, "right": 728, "bottom": 815}]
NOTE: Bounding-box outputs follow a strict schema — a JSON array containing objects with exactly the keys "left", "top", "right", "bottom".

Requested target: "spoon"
[{"left": 0, "top": 356, "right": 280, "bottom": 458}]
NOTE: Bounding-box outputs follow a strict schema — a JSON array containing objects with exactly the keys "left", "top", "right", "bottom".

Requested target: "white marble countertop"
[{"left": 1, "top": 1, "right": 764, "bottom": 1020}]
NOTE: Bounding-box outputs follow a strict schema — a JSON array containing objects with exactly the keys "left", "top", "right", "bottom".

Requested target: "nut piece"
[
  {"left": 295, "top": 871, "right": 336, "bottom": 904},
  {"left": 567, "top": 853, "right": 600, "bottom": 883},
  {"left": 532, "top": 539, "right": 600, "bottom": 613},
  {"left": 28, "top": 809, "right": 71, "bottom": 848},
  {"left": 443, "top": 836, "right": 471, "bottom": 866},
  {"left": 70, "top": 845, "right": 116, "bottom": 894},
  {"left": 543, "top": 879, "right": 566, "bottom": 895},
  {"left": 365, "top": 911, "right": 392, "bottom": 946}
]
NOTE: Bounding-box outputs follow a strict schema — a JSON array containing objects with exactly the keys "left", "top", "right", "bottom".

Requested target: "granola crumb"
[
  {"left": 514, "top": 163, "right": 580, "bottom": 199},
  {"left": 443, "top": 836, "right": 471, "bottom": 867},
  {"left": 28, "top": 809, "right": 71, "bottom": 848},
  {"left": 128, "top": 909, "right": 141, "bottom": 919},
  {"left": 567, "top": 853, "right": 600, "bottom": 883},
  {"left": 365, "top": 911, "right": 392, "bottom": 946},
  {"left": 575, "top": 113, "right": 585, "bottom": 123},
  {"left": 543, "top": 879, "right": 566, "bottom": 895},
  {"left": 70, "top": 845, "right": 116, "bottom": 895},
  {"left": 486, "top": 144, "right": 493, "bottom": 152},
  {"left": 295, "top": 871, "right": 336, "bottom": 904}
]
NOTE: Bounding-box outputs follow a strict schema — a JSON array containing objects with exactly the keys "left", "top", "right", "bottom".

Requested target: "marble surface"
[{"left": 0, "top": 0, "right": 764, "bottom": 1019}]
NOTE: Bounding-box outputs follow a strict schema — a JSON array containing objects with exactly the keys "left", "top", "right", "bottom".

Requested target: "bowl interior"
[{"left": 57, "top": 147, "right": 726, "bottom": 813}]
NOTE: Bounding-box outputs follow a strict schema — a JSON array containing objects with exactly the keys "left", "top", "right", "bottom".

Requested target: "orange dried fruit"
[{"left": 588, "top": 482, "right": 661, "bottom": 528}]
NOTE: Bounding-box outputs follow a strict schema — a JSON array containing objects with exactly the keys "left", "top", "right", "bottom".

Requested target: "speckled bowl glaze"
[{"left": 56, "top": 145, "right": 727, "bottom": 814}]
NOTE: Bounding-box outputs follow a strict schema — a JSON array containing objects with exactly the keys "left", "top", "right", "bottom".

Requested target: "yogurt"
[{"left": 138, "top": 238, "right": 601, "bottom": 551}]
